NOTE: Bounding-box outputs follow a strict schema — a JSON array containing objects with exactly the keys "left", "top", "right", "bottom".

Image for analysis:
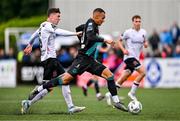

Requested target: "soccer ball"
[{"left": 128, "top": 100, "right": 142, "bottom": 115}]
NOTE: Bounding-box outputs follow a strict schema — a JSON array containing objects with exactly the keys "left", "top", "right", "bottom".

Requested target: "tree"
[{"left": 0, "top": 0, "right": 48, "bottom": 23}]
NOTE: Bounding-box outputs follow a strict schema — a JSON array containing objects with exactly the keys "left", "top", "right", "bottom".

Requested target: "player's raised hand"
[
  {"left": 24, "top": 44, "right": 32, "bottom": 55},
  {"left": 104, "top": 39, "right": 114, "bottom": 44}
]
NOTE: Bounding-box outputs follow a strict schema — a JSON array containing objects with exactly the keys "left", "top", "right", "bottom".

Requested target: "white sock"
[
  {"left": 105, "top": 92, "right": 111, "bottom": 97},
  {"left": 130, "top": 81, "right": 140, "bottom": 94},
  {"left": 37, "top": 85, "right": 43, "bottom": 92},
  {"left": 112, "top": 95, "right": 120, "bottom": 103},
  {"left": 62, "top": 85, "right": 74, "bottom": 108},
  {"left": 29, "top": 89, "right": 48, "bottom": 105}
]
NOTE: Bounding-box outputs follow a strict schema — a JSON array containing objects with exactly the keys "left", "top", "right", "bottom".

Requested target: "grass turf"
[{"left": 0, "top": 85, "right": 180, "bottom": 121}]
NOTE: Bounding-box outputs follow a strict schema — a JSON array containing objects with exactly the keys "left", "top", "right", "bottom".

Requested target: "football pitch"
[{"left": 0, "top": 85, "right": 180, "bottom": 121}]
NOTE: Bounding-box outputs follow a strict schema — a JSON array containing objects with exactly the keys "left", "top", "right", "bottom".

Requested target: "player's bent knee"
[
  {"left": 62, "top": 73, "right": 74, "bottom": 84},
  {"left": 101, "top": 68, "right": 113, "bottom": 79}
]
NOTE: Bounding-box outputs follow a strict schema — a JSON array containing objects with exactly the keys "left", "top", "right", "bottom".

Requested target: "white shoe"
[
  {"left": 21, "top": 100, "right": 30, "bottom": 114},
  {"left": 128, "top": 92, "right": 137, "bottom": 101},
  {"left": 113, "top": 102, "right": 128, "bottom": 112},
  {"left": 105, "top": 92, "right": 112, "bottom": 106},
  {"left": 68, "top": 106, "right": 86, "bottom": 114}
]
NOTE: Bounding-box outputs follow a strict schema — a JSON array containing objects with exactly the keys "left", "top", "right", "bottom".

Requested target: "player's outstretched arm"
[
  {"left": 29, "top": 29, "right": 39, "bottom": 45},
  {"left": 55, "top": 28, "right": 80, "bottom": 36},
  {"left": 24, "top": 29, "right": 39, "bottom": 55},
  {"left": 24, "top": 44, "right": 33, "bottom": 55}
]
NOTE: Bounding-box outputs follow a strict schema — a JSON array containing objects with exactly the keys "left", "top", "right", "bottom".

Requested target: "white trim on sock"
[{"left": 37, "top": 85, "right": 43, "bottom": 92}]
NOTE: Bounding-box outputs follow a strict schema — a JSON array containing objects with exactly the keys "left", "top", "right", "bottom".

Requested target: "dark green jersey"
[{"left": 76, "top": 18, "right": 104, "bottom": 57}]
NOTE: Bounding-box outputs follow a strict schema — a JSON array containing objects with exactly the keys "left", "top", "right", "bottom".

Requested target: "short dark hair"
[
  {"left": 93, "top": 8, "right": 105, "bottom": 14},
  {"left": 132, "top": 15, "right": 141, "bottom": 21},
  {"left": 47, "top": 8, "right": 60, "bottom": 17}
]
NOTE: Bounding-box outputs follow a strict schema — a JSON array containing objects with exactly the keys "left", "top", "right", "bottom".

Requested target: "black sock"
[
  {"left": 43, "top": 76, "right": 62, "bottom": 90},
  {"left": 133, "top": 82, "right": 140, "bottom": 86},
  {"left": 87, "top": 80, "right": 94, "bottom": 87},
  {"left": 94, "top": 81, "right": 100, "bottom": 94},
  {"left": 107, "top": 76, "right": 117, "bottom": 96}
]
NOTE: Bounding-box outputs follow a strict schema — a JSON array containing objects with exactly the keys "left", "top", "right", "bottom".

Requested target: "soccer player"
[
  {"left": 28, "top": 8, "right": 128, "bottom": 112},
  {"left": 81, "top": 43, "right": 107, "bottom": 101},
  {"left": 21, "top": 8, "right": 85, "bottom": 114},
  {"left": 76, "top": 24, "right": 106, "bottom": 101},
  {"left": 106, "top": 15, "right": 148, "bottom": 102}
]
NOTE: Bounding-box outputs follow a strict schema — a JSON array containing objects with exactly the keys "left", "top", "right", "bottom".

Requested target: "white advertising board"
[
  {"left": 145, "top": 58, "right": 180, "bottom": 88},
  {"left": 0, "top": 60, "right": 16, "bottom": 87}
]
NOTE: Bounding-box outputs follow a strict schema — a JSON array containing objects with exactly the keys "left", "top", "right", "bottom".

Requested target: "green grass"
[{"left": 0, "top": 85, "right": 180, "bottom": 121}]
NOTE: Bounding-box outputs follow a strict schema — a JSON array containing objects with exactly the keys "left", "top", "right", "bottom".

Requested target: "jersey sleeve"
[
  {"left": 42, "top": 22, "right": 77, "bottom": 36},
  {"left": 29, "top": 29, "right": 39, "bottom": 45},
  {"left": 76, "top": 24, "right": 85, "bottom": 41},
  {"left": 86, "top": 22, "right": 104, "bottom": 42},
  {"left": 43, "top": 22, "right": 55, "bottom": 33},
  {"left": 121, "top": 30, "right": 129, "bottom": 40},
  {"left": 55, "top": 28, "right": 77, "bottom": 36},
  {"left": 76, "top": 24, "right": 85, "bottom": 32}
]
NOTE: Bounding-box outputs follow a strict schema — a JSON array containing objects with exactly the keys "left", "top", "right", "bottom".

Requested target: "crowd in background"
[
  {"left": 147, "top": 22, "right": 180, "bottom": 58},
  {"left": 0, "top": 22, "right": 180, "bottom": 69}
]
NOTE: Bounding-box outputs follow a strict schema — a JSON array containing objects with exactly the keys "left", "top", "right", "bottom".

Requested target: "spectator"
[
  {"left": 170, "top": 22, "right": 180, "bottom": 45},
  {"left": 57, "top": 48, "right": 73, "bottom": 68},
  {"left": 148, "top": 29, "right": 160, "bottom": 51},
  {"left": 104, "top": 48, "right": 121, "bottom": 72},
  {"left": 173, "top": 44, "right": 180, "bottom": 58},
  {"left": 160, "top": 29, "right": 173, "bottom": 46},
  {"left": 7, "top": 47, "right": 16, "bottom": 59},
  {"left": 69, "top": 46, "right": 78, "bottom": 58},
  {"left": 161, "top": 44, "right": 173, "bottom": 58}
]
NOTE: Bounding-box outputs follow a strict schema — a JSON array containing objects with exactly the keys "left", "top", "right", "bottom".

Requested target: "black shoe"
[
  {"left": 82, "top": 86, "right": 87, "bottom": 96},
  {"left": 113, "top": 102, "right": 128, "bottom": 112}
]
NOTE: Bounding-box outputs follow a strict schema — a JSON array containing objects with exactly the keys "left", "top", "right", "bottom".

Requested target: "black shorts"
[
  {"left": 67, "top": 53, "right": 106, "bottom": 77},
  {"left": 96, "top": 55, "right": 103, "bottom": 63},
  {"left": 124, "top": 58, "right": 141, "bottom": 73},
  {"left": 41, "top": 58, "right": 65, "bottom": 80}
]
